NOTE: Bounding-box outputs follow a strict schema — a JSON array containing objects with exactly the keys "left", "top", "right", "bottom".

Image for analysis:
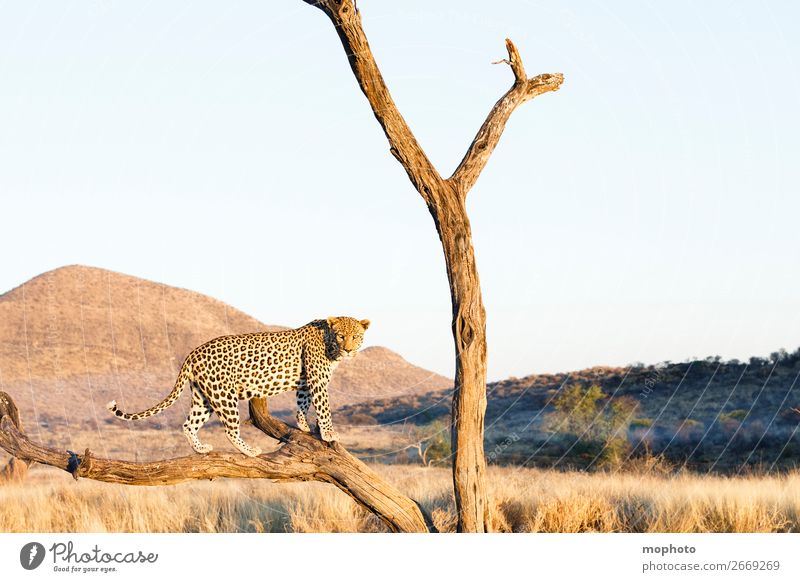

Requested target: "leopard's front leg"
[
  {"left": 303, "top": 342, "right": 338, "bottom": 442},
  {"left": 295, "top": 386, "right": 311, "bottom": 432},
  {"left": 311, "top": 384, "right": 339, "bottom": 442}
]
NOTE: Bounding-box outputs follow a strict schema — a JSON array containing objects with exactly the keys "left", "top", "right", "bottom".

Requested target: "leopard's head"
[{"left": 326, "top": 316, "right": 370, "bottom": 360}]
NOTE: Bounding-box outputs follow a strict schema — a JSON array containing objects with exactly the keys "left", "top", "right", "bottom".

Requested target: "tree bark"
[
  {"left": 0, "top": 391, "right": 432, "bottom": 533},
  {"left": 300, "top": 0, "right": 563, "bottom": 531},
  {"left": 0, "top": 391, "right": 29, "bottom": 482}
]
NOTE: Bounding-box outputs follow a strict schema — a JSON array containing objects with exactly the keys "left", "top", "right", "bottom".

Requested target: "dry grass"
[
  {"left": 2, "top": 464, "right": 799, "bottom": 533},
  {"left": 483, "top": 467, "right": 800, "bottom": 533}
]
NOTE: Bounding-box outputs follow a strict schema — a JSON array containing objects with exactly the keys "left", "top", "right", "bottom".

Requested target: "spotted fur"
[{"left": 107, "top": 316, "right": 370, "bottom": 457}]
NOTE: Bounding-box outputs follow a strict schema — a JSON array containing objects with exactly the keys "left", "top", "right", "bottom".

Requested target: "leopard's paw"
[
  {"left": 240, "top": 445, "right": 262, "bottom": 458},
  {"left": 320, "top": 428, "right": 340, "bottom": 443},
  {"left": 296, "top": 411, "right": 311, "bottom": 432}
]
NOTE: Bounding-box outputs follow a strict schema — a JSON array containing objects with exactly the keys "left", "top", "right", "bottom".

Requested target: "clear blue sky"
[{"left": 1, "top": 0, "right": 798, "bottom": 380}]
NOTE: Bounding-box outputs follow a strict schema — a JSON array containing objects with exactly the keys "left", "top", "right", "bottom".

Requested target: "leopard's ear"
[
  {"left": 359, "top": 319, "right": 371, "bottom": 330},
  {"left": 326, "top": 316, "right": 339, "bottom": 328}
]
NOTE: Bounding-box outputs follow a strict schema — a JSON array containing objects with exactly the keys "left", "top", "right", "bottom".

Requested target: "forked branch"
[
  {"left": 302, "top": 1, "right": 563, "bottom": 199},
  {"left": 0, "top": 391, "right": 432, "bottom": 532},
  {"left": 450, "top": 39, "right": 564, "bottom": 194}
]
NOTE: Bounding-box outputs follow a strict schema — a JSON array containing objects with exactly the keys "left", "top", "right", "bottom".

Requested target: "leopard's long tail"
[{"left": 107, "top": 359, "right": 192, "bottom": 421}]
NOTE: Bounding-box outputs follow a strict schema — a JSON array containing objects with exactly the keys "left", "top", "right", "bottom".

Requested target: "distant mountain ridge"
[{"left": 339, "top": 353, "right": 800, "bottom": 469}]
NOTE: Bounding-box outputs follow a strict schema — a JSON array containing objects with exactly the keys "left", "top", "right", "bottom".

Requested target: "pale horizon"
[{"left": 2, "top": 0, "right": 799, "bottom": 381}]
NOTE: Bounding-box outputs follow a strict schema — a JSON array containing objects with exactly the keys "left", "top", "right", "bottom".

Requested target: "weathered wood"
[
  {"left": 300, "top": 0, "right": 563, "bottom": 531},
  {"left": 0, "top": 391, "right": 29, "bottom": 482},
  {"left": 451, "top": 39, "right": 564, "bottom": 194},
  {"left": 0, "top": 392, "right": 431, "bottom": 532},
  {"left": 301, "top": 0, "right": 443, "bottom": 201},
  {"left": 248, "top": 398, "right": 435, "bottom": 532},
  {"left": 0, "top": 392, "right": 22, "bottom": 427}
]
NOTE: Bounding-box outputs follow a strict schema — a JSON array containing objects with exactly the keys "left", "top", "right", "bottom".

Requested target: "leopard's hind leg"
[
  {"left": 216, "top": 393, "right": 262, "bottom": 457},
  {"left": 183, "top": 382, "right": 214, "bottom": 454}
]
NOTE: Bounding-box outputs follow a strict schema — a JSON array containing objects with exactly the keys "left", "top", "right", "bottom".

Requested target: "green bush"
[
  {"left": 544, "top": 383, "right": 639, "bottom": 468},
  {"left": 723, "top": 409, "right": 749, "bottom": 422}
]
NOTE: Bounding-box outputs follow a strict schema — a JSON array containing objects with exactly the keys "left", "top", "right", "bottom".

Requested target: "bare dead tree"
[
  {"left": 403, "top": 433, "right": 432, "bottom": 467},
  {"left": 0, "top": 391, "right": 432, "bottom": 532},
  {"left": 402, "top": 420, "right": 451, "bottom": 467},
  {"left": 299, "top": 0, "right": 563, "bottom": 531}
]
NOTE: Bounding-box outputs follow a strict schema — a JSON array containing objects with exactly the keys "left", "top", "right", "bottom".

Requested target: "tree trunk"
[
  {"left": 429, "top": 189, "right": 489, "bottom": 531},
  {"left": 300, "top": 0, "right": 563, "bottom": 531}
]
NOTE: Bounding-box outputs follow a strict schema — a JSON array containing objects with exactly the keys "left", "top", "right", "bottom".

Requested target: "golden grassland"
[{"left": 2, "top": 464, "right": 800, "bottom": 533}]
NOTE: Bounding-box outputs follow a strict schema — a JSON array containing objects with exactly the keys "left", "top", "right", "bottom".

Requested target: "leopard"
[{"left": 107, "top": 316, "right": 370, "bottom": 457}]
